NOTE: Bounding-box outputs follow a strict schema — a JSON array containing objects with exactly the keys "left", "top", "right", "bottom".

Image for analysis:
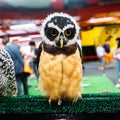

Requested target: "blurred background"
[
  {"left": 0, "top": 0, "right": 120, "bottom": 95},
  {"left": 0, "top": 0, "right": 120, "bottom": 55}
]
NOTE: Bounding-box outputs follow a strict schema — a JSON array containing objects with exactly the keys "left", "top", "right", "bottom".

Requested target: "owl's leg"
[
  {"left": 58, "top": 100, "right": 62, "bottom": 105},
  {"left": 72, "top": 97, "right": 78, "bottom": 103}
]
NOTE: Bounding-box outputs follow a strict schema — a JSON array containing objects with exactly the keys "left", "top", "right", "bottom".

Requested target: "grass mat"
[{"left": 0, "top": 93, "right": 120, "bottom": 114}]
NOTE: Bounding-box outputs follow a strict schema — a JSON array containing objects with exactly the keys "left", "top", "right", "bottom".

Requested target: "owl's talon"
[
  {"left": 73, "top": 99, "right": 77, "bottom": 103},
  {"left": 58, "top": 100, "right": 62, "bottom": 105},
  {"left": 48, "top": 99, "right": 51, "bottom": 106},
  {"left": 79, "top": 94, "right": 82, "bottom": 98}
]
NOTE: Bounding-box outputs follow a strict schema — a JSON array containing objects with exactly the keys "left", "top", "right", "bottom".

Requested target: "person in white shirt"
[
  {"left": 115, "top": 37, "right": 120, "bottom": 88},
  {"left": 96, "top": 43, "right": 105, "bottom": 70}
]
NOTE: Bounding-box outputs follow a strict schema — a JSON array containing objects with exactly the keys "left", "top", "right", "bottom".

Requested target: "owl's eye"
[
  {"left": 64, "top": 29, "right": 72, "bottom": 37},
  {"left": 50, "top": 28, "right": 58, "bottom": 37}
]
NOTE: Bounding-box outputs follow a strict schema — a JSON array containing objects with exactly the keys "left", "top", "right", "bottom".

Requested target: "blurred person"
[
  {"left": 21, "top": 49, "right": 33, "bottom": 95},
  {"left": 29, "top": 41, "right": 39, "bottom": 80},
  {"left": 96, "top": 43, "right": 105, "bottom": 70},
  {"left": 2, "top": 37, "right": 28, "bottom": 96},
  {"left": 103, "top": 37, "right": 113, "bottom": 68},
  {"left": 115, "top": 37, "right": 120, "bottom": 88}
]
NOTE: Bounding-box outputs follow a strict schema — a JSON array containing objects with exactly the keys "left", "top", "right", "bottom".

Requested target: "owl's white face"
[{"left": 41, "top": 12, "right": 80, "bottom": 48}]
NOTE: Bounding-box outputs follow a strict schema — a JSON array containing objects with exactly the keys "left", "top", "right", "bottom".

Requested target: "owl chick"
[
  {"left": 38, "top": 12, "right": 82, "bottom": 105},
  {"left": 0, "top": 47, "right": 17, "bottom": 96}
]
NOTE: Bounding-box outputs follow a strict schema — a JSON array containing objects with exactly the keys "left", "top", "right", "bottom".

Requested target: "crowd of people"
[
  {"left": 96, "top": 36, "right": 120, "bottom": 88},
  {"left": 96, "top": 36, "right": 113, "bottom": 70},
  {"left": 2, "top": 37, "right": 39, "bottom": 96}
]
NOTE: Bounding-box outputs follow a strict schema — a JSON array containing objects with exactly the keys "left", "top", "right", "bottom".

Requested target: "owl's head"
[{"left": 41, "top": 12, "right": 80, "bottom": 48}]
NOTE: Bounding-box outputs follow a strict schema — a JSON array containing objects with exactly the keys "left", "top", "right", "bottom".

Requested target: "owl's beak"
[{"left": 60, "top": 39, "right": 63, "bottom": 48}]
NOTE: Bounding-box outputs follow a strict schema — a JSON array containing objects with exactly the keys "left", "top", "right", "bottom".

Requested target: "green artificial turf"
[
  {"left": 28, "top": 79, "right": 42, "bottom": 96},
  {"left": 82, "top": 75, "right": 120, "bottom": 93},
  {"left": 0, "top": 93, "right": 120, "bottom": 114},
  {"left": 28, "top": 76, "right": 120, "bottom": 96}
]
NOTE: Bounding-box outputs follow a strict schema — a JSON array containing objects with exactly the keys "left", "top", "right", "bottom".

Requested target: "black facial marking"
[
  {"left": 47, "top": 16, "right": 75, "bottom": 29},
  {"left": 64, "top": 28, "right": 76, "bottom": 39},
  {"left": 44, "top": 16, "right": 76, "bottom": 42},
  {"left": 45, "top": 27, "right": 58, "bottom": 41}
]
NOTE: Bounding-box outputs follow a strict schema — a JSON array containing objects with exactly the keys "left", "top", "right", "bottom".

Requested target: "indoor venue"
[{"left": 0, "top": 0, "right": 120, "bottom": 120}]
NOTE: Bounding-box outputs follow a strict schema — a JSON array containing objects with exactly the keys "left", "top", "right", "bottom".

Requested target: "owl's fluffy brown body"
[{"left": 38, "top": 44, "right": 82, "bottom": 102}]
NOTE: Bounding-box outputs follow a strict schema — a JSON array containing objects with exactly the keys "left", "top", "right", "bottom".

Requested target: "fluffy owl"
[
  {"left": 38, "top": 12, "right": 82, "bottom": 105},
  {"left": 0, "top": 47, "right": 17, "bottom": 96}
]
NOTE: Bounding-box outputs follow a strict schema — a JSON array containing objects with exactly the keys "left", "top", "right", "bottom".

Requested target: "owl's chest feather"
[{"left": 39, "top": 48, "right": 81, "bottom": 76}]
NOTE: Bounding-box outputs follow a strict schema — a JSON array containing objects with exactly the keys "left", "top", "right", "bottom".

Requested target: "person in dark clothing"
[
  {"left": 29, "top": 41, "right": 39, "bottom": 80},
  {"left": 103, "top": 40, "right": 110, "bottom": 53},
  {"left": 103, "top": 37, "right": 113, "bottom": 68},
  {"left": 2, "top": 37, "right": 29, "bottom": 96}
]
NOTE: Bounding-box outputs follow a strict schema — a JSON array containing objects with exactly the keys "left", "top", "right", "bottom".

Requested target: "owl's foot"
[
  {"left": 72, "top": 98, "right": 78, "bottom": 103},
  {"left": 48, "top": 99, "right": 51, "bottom": 106},
  {"left": 72, "top": 94, "right": 82, "bottom": 103},
  {"left": 58, "top": 100, "right": 62, "bottom": 105},
  {"left": 48, "top": 99, "right": 62, "bottom": 106},
  {"left": 79, "top": 93, "right": 82, "bottom": 98}
]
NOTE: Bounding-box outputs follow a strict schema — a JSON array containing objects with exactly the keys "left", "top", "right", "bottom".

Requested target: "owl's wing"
[
  {"left": 36, "top": 42, "right": 43, "bottom": 69},
  {"left": 77, "top": 40, "right": 85, "bottom": 70},
  {"left": 77, "top": 40, "right": 82, "bottom": 57}
]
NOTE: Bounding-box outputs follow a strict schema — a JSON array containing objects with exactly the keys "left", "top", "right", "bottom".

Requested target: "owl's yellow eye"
[
  {"left": 50, "top": 29, "right": 58, "bottom": 37},
  {"left": 64, "top": 30, "right": 71, "bottom": 37}
]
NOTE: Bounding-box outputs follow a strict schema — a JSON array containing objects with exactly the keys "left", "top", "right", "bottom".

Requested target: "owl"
[
  {"left": 38, "top": 12, "right": 82, "bottom": 105},
  {"left": 0, "top": 47, "right": 17, "bottom": 96}
]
